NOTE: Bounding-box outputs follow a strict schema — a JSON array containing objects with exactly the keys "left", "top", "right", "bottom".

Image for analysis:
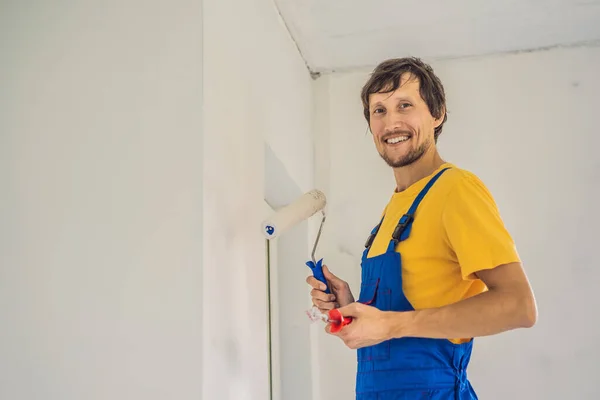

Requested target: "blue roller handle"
[{"left": 306, "top": 258, "right": 330, "bottom": 294}]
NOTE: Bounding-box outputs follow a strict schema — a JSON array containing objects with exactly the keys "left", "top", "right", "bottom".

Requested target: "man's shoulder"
[
  {"left": 441, "top": 164, "right": 497, "bottom": 204},
  {"left": 443, "top": 163, "right": 480, "bottom": 181},
  {"left": 442, "top": 164, "right": 489, "bottom": 189}
]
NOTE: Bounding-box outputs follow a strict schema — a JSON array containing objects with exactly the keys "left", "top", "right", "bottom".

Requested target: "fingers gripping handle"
[
  {"left": 306, "top": 258, "right": 330, "bottom": 294},
  {"left": 328, "top": 308, "right": 352, "bottom": 333}
]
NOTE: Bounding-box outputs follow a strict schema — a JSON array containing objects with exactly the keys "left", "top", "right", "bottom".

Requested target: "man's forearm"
[{"left": 387, "top": 288, "right": 537, "bottom": 340}]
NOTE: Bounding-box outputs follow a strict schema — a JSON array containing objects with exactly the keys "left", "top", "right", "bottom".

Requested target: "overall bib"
[{"left": 356, "top": 168, "right": 478, "bottom": 400}]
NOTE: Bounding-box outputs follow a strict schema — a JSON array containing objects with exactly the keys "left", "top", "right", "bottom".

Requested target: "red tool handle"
[{"left": 328, "top": 308, "right": 352, "bottom": 333}]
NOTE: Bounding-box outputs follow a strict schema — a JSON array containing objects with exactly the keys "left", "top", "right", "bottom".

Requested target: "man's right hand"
[{"left": 306, "top": 265, "right": 355, "bottom": 312}]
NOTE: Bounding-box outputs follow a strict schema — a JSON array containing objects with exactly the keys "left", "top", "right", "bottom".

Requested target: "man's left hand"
[{"left": 326, "top": 302, "right": 400, "bottom": 349}]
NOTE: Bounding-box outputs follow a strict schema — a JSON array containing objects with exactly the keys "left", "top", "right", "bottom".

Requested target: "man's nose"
[
  {"left": 383, "top": 121, "right": 404, "bottom": 135},
  {"left": 382, "top": 112, "right": 405, "bottom": 134}
]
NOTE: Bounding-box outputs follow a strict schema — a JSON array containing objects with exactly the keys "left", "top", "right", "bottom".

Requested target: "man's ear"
[{"left": 433, "top": 107, "right": 446, "bottom": 128}]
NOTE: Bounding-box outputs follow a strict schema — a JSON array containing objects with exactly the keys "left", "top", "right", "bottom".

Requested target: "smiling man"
[{"left": 307, "top": 57, "right": 537, "bottom": 399}]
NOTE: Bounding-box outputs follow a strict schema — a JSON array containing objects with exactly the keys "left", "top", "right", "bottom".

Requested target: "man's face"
[{"left": 368, "top": 73, "right": 443, "bottom": 168}]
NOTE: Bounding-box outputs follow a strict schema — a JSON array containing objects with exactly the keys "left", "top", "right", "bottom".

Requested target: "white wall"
[
  {"left": 2, "top": 0, "right": 317, "bottom": 398},
  {"left": 202, "top": 0, "right": 316, "bottom": 399},
  {"left": 313, "top": 45, "right": 600, "bottom": 400},
  {"left": 1, "top": 1, "right": 203, "bottom": 399}
]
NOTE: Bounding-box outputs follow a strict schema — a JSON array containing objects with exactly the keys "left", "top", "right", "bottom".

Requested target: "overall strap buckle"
[
  {"left": 389, "top": 167, "right": 451, "bottom": 247},
  {"left": 391, "top": 213, "right": 414, "bottom": 243},
  {"left": 364, "top": 233, "right": 376, "bottom": 248},
  {"left": 364, "top": 215, "right": 385, "bottom": 249}
]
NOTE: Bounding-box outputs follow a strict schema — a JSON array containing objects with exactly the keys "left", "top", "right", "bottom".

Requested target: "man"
[{"left": 306, "top": 57, "right": 537, "bottom": 399}]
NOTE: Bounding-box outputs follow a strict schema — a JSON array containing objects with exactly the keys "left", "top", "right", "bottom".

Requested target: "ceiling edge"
[
  {"left": 270, "top": 0, "right": 320, "bottom": 80},
  {"left": 313, "top": 38, "right": 600, "bottom": 77}
]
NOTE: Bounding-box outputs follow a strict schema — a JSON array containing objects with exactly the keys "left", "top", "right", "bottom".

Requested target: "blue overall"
[{"left": 356, "top": 168, "right": 478, "bottom": 400}]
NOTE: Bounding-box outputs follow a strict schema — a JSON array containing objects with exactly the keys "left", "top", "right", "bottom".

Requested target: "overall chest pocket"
[{"left": 357, "top": 278, "right": 392, "bottom": 362}]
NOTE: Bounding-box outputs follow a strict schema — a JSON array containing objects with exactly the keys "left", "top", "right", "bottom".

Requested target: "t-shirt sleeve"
[{"left": 442, "top": 173, "right": 521, "bottom": 280}]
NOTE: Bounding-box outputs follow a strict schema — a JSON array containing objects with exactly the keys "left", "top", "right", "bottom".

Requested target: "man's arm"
[
  {"left": 329, "top": 262, "right": 536, "bottom": 350},
  {"left": 388, "top": 261, "right": 537, "bottom": 340}
]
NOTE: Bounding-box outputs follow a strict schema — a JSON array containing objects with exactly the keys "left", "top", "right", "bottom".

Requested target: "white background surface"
[{"left": 1, "top": 0, "right": 204, "bottom": 398}]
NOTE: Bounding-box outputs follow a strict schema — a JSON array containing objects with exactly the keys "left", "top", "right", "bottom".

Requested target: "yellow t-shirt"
[{"left": 366, "top": 162, "right": 521, "bottom": 344}]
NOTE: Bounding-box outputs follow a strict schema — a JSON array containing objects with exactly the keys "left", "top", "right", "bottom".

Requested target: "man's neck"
[{"left": 393, "top": 151, "right": 445, "bottom": 193}]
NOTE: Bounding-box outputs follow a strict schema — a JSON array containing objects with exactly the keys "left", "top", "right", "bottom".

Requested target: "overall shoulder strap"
[{"left": 386, "top": 167, "right": 451, "bottom": 251}]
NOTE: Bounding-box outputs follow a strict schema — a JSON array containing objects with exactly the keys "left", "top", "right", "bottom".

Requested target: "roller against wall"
[
  {"left": 261, "top": 189, "right": 329, "bottom": 290},
  {"left": 261, "top": 190, "right": 352, "bottom": 332}
]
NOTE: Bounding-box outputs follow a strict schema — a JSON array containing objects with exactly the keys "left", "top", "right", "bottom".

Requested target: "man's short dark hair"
[{"left": 360, "top": 57, "right": 448, "bottom": 142}]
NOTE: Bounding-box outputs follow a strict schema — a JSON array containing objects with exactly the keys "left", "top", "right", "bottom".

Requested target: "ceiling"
[{"left": 274, "top": 0, "right": 600, "bottom": 75}]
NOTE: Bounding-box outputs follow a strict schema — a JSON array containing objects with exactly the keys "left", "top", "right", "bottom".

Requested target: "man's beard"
[{"left": 380, "top": 138, "right": 432, "bottom": 168}]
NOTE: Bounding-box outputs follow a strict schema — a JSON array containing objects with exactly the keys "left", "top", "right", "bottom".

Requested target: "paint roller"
[{"left": 261, "top": 189, "right": 330, "bottom": 293}]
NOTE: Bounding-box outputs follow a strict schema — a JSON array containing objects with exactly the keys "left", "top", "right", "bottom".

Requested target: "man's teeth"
[{"left": 386, "top": 136, "right": 410, "bottom": 144}]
